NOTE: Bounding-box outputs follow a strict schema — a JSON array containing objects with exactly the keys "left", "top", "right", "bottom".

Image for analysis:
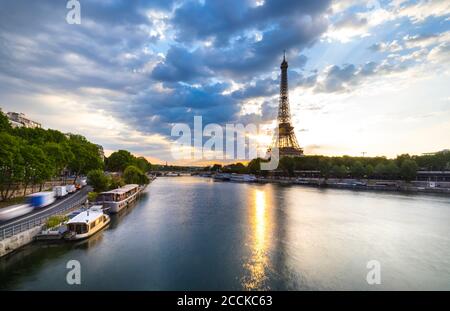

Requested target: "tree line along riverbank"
[
  {"left": 202, "top": 151, "right": 450, "bottom": 182},
  {"left": 0, "top": 111, "right": 152, "bottom": 207}
]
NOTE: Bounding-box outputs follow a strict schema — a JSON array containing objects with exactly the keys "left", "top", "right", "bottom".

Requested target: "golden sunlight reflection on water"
[{"left": 242, "top": 189, "right": 273, "bottom": 290}]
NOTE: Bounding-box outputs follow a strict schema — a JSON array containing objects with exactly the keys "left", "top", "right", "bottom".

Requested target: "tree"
[
  {"left": 318, "top": 157, "right": 332, "bottom": 179},
  {"left": 0, "top": 133, "right": 24, "bottom": 200},
  {"left": 134, "top": 156, "right": 152, "bottom": 173},
  {"left": 211, "top": 164, "right": 222, "bottom": 172},
  {"left": 110, "top": 175, "right": 125, "bottom": 189},
  {"left": 279, "top": 157, "right": 296, "bottom": 176},
  {"left": 20, "top": 145, "right": 48, "bottom": 195},
  {"left": 331, "top": 164, "right": 348, "bottom": 179},
  {"left": 106, "top": 150, "right": 134, "bottom": 172},
  {"left": 374, "top": 163, "right": 386, "bottom": 179},
  {"left": 365, "top": 164, "right": 374, "bottom": 178},
  {"left": 43, "top": 142, "right": 74, "bottom": 179},
  {"left": 67, "top": 135, "right": 103, "bottom": 181},
  {"left": 123, "top": 165, "right": 149, "bottom": 185},
  {"left": 385, "top": 162, "right": 399, "bottom": 180},
  {"left": 87, "top": 169, "right": 110, "bottom": 192},
  {"left": 351, "top": 161, "right": 365, "bottom": 179},
  {"left": 0, "top": 111, "right": 11, "bottom": 132},
  {"left": 247, "top": 159, "right": 261, "bottom": 175},
  {"left": 400, "top": 159, "right": 418, "bottom": 182}
]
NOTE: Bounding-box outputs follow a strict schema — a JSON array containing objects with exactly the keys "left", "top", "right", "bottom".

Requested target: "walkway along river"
[{"left": 0, "top": 176, "right": 449, "bottom": 290}]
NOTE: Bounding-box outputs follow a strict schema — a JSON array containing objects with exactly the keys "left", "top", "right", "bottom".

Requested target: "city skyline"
[{"left": 0, "top": 0, "right": 449, "bottom": 164}]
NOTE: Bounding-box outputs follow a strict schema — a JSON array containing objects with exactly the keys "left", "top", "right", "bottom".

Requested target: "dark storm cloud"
[
  {"left": 231, "top": 70, "right": 316, "bottom": 100},
  {"left": 172, "top": 0, "right": 331, "bottom": 46},
  {"left": 0, "top": 0, "right": 332, "bottom": 143},
  {"left": 156, "top": 0, "right": 330, "bottom": 81}
]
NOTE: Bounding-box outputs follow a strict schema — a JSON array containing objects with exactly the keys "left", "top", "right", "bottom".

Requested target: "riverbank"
[{"left": 255, "top": 177, "right": 450, "bottom": 195}]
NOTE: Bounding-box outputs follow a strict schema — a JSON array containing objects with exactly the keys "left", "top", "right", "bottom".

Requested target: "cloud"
[
  {"left": 1, "top": 0, "right": 449, "bottom": 162},
  {"left": 313, "top": 60, "right": 408, "bottom": 93},
  {"left": 369, "top": 40, "right": 403, "bottom": 52}
]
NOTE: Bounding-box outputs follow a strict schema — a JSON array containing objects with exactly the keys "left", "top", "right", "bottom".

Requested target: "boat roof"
[
  {"left": 67, "top": 206, "right": 105, "bottom": 224},
  {"left": 99, "top": 184, "right": 139, "bottom": 195}
]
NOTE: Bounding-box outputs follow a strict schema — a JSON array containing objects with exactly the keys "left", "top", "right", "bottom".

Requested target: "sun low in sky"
[{"left": 0, "top": 0, "right": 449, "bottom": 164}]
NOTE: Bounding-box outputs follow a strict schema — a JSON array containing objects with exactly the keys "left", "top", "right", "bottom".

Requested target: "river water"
[{"left": 1, "top": 176, "right": 449, "bottom": 290}]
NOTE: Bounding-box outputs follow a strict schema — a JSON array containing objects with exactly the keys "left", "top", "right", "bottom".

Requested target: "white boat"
[
  {"left": 229, "top": 174, "right": 257, "bottom": 183},
  {"left": 96, "top": 184, "right": 143, "bottom": 214},
  {"left": 65, "top": 206, "right": 110, "bottom": 240},
  {"left": 165, "top": 172, "right": 180, "bottom": 177}
]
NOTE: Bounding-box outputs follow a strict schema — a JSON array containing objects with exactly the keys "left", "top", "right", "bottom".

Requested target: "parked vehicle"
[
  {"left": 54, "top": 186, "right": 68, "bottom": 198},
  {"left": 27, "top": 192, "right": 55, "bottom": 209},
  {"left": 75, "top": 178, "right": 87, "bottom": 189},
  {"left": 66, "top": 184, "right": 76, "bottom": 193},
  {"left": 0, "top": 204, "right": 33, "bottom": 222}
]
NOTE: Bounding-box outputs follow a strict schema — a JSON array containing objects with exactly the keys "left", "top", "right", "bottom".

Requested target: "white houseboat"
[
  {"left": 96, "top": 184, "right": 143, "bottom": 214},
  {"left": 65, "top": 206, "right": 110, "bottom": 240}
]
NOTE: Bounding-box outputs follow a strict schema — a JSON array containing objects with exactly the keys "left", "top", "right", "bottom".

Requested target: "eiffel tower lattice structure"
[{"left": 268, "top": 52, "right": 304, "bottom": 158}]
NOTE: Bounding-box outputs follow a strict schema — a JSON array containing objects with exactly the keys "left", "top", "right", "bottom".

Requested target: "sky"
[{"left": 0, "top": 0, "right": 449, "bottom": 164}]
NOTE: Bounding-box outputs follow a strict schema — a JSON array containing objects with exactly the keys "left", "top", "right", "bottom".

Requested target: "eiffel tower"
[{"left": 268, "top": 52, "right": 304, "bottom": 158}]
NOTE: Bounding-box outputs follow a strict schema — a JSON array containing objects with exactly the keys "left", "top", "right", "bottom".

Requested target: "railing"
[{"left": 0, "top": 196, "right": 87, "bottom": 241}]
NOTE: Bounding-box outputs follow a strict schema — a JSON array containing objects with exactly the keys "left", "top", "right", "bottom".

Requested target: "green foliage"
[
  {"left": 67, "top": 134, "right": 103, "bottom": 179},
  {"left": 105, "top": 150, "right": 152, "bottom": 173},
  {"left": 350, "top": 161, "right": 365, "bottom": 178},
  {"left": 134, "top": 156, "right": 152, "bottom": 173},
  {"left": 87, "top": 191, "right": 98, "bottom": 202},
  {"left": 0, "top": 113, "right": 145, "bottom": 201},
  {"left": 211, "top": 164, "right": 222, "bottom": 172},
  {"left": 280, "top": 157, "right": 296, "bottom": 176},
  {"left": 123, "top": 165, "right": 149, "bottom": 185},
  {"left": 105, "top": 150, "right": 134, "bottom": 172},
  {"left": 0, "top": 132, "right": 24, "bottom": 200},
  {"left": 87, "top": 169, "right": 111, "bottom": 192},
  {"left": 400, "top": 159, "right": 419, "bottom": 181},
  {"left": 212, "top": 153, "right": 433, "bottom": 181},
  {"left": 110, "top": 175, "right": 125, "bottom": 189},
  {"left": 0, "top": 111, "right": 11, "bottom": 132},
  {"left": 331, "top": 164, "right": 348, "bottom": 179},
  {"left": 222, "top": 162, "right": 248, "bottom": 174},
  {"left": 46, "top": 215, "right": 68, "bottom": 229}
]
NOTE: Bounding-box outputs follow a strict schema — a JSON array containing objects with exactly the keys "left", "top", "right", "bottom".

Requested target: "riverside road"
[{"left": 0, "top": 186, "right": 90, "bottom": 240}]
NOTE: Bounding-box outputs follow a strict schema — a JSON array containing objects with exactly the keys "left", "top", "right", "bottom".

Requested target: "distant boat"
[
  {"left": 229, "top": 174, "right": 257, "bottom": 183},
  {"left": 213, "top": 173, "right": 231, "bottom": 181},
  {"left": 65, "top": 206, "right": 110, "bottom": 240},
  {"left": 165, "top": 172, "right": 180, "bottom": 177}
]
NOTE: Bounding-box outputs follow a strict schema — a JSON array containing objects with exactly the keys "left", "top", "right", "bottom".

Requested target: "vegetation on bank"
[
  {"left": 45, "top": 215, "right": 69, "bottom": 229},
  {"left": 0, "top": 111, "right": 152, "bottom": 203},
  {"left": 86, "top": 164, "right": 150, "bottom": 193},
  {"left": 0, "top": 112, "right": 103, "bottom": 201},
  {"left": 87, "top": 149, "right": 152, "bottom": 193},
  {"left": 205, "top": 152, "right": 450, "bottom": 182}
]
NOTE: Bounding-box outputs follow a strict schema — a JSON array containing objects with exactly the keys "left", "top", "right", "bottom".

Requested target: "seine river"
[{"left": 1, "top": 176, "right": 449, "bottom": 290}]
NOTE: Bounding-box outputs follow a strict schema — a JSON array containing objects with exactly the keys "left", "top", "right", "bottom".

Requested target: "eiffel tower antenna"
[{"left": 268, "top": 51, "right": 304, "bottom": 158}]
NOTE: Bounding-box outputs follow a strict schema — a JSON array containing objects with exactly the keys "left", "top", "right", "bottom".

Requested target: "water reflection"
[
  {"left": 1, "top": 177, "right": 449, "bottom": 290},
  {"left": 242, "top": 189, "right": 272, "bottom": 290}
]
